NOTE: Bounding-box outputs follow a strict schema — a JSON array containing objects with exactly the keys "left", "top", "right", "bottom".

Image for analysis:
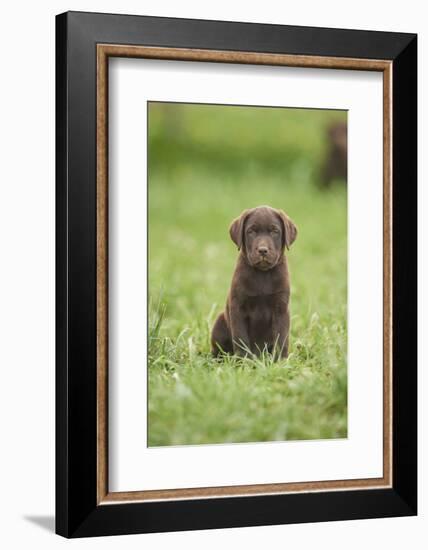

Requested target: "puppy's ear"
[
  {"left": 229, "top": 210, "right": 250, "bottom": 250},
  {"left": 277, "top": 210, "right": 298, "bottom": 250}
]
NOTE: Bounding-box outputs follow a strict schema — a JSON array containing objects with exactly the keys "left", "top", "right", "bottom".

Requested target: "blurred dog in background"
[{"left": 320, "top": 121, "right": 347, "bottom": 187}]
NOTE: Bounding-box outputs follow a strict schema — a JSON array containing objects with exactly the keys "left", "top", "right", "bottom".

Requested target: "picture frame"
[{"left": 56, "top": 10, "right": 417, "bottom": 538}]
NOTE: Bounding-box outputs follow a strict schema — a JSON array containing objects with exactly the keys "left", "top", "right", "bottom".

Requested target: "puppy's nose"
[{"left": 258, "top": 246, "right": 268, "bottom": 256}]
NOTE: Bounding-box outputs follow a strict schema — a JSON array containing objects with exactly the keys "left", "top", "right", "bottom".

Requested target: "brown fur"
[
  {"left": 211, "top": 206, "right": 297, "bottom": 359},
  {"left": 321, "top": 121, "right": 347, "bottom": 187}
]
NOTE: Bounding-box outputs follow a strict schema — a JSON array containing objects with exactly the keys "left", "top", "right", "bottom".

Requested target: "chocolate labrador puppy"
[{"left": 211, "top": 206, "right": 297, "bottom": 359}]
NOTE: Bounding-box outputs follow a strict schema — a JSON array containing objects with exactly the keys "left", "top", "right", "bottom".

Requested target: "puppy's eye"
[
  {"left": 270, "top": 227, "right": 280, "bottom": 234},
  {"left": 247, "top": 228, "right": 255, "bottom": 234}
]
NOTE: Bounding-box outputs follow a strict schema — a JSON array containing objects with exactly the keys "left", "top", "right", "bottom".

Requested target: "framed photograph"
[{"left": 56, "top": 11, "right": 417, "bottom": 538}]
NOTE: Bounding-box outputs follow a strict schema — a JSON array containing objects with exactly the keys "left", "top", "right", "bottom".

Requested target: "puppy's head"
[{"left": 229, "top": 206, "right": 297, "bottom": 271}]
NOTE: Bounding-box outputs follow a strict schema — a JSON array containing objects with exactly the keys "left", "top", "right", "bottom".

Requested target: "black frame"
[{"left": 56, "top": 11, "right": 417, "bottom": 538}]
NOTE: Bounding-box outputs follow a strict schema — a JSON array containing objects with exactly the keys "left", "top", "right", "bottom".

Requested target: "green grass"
[{"left": 148, "top": 103, "right": 347, "bottom": 446}]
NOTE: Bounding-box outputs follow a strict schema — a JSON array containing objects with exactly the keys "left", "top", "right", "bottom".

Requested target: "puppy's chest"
[
  {"left": 243, "top": 271, "right": 285, "bottom": 297},
  {"left": 242, "top": 294, "right": 283, "bottom": 321}
]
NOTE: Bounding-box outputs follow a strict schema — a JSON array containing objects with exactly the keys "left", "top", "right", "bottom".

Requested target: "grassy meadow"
[{"left": 148, "top": 102, "right": 347, "bottom": 446}]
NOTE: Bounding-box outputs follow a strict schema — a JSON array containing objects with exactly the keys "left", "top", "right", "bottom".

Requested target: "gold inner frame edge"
[{"left": 96, "top": 44, "right": 393, "bottom": 505}]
